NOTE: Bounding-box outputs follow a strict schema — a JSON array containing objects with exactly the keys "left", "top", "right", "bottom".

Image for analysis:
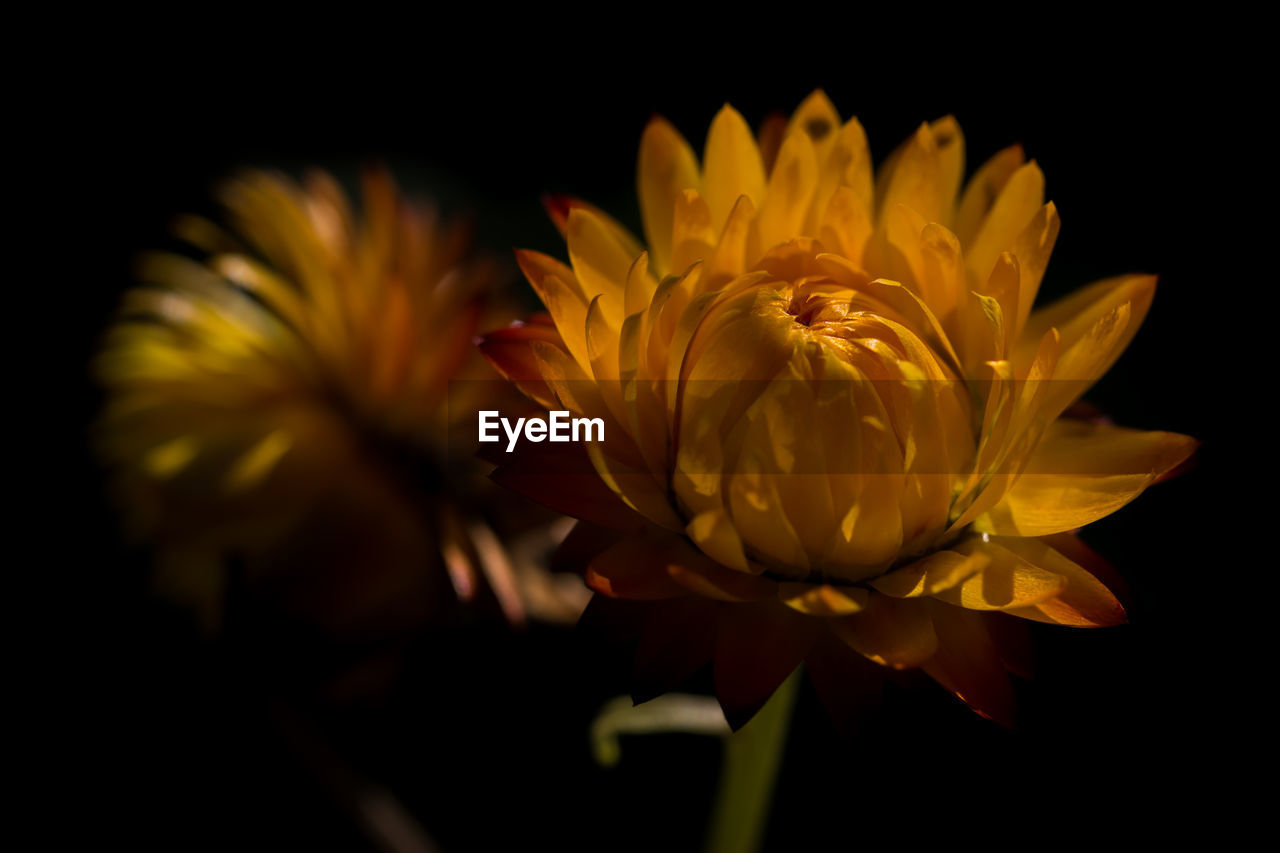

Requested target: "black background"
[{"left": 32, "top": 28, "right": 1245, "bottom": 851}]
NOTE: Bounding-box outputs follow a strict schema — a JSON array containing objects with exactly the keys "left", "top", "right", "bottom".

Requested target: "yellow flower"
[
  {"left": 481, "top": 91, "right": 1197, "bottom": 727},
  {"left": 97, "top": 168, "right": 576, "bottom": 634}
]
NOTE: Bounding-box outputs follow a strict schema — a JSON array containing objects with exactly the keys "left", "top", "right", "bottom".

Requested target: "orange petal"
[{"left": 476, "top": 320, "right": 563, "bottom": 409}]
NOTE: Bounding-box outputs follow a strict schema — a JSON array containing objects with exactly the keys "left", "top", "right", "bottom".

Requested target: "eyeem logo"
[{"left": 479, "top": 410, "right": 604, "bottom": 452}]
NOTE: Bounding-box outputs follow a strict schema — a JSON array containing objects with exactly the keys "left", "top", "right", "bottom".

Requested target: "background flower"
[
  {"left": 483, "top": 91, "right": 1197, "bottom": 728},
  {"left": 96, "top": 167, "right": 586, "bottom": 659}
]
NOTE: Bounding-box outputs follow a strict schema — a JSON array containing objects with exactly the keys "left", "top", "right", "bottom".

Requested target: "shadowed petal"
[
  {"left": 804, "top": 630, "right": 885, "bottom": 741},
  {"left": 834, "top": 593, "right": 938, "bottom": 668},
  {"left": 922, "top": 601, "right": 1017, "bottom": 727},
  {"left": 585, "top": 534, "right": 692, "bottom": 600},
  {"left": 714, "top": 600, "right": 819, "bottom": 730},
  {"left": 631, "top": 596, "right": 719, "bottom": 703}
]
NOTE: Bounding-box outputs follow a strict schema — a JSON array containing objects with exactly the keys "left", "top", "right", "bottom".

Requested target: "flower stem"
[{"left": 704, "top": 667, "right": 801, "bottom": 853}]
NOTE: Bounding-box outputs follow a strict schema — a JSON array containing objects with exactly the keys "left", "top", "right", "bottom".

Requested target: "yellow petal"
[
  {"left": 586, "top": 440, "right": 685, "bottom": 531},
  {"left": 756, "top": 131, "right": 819, "bottom": 249},
  {"left": 624, "top": 250, "right": 659, "bottom": 317},
  {"left": 706, "top": 194, "right": 758, "bottom": 286},
  {"left": 831, "top": 118, "right": 874, "bottom": 212},
  {"left": 812, "top": 355, "right": 906, "bottom": 574},
  {"left": 956, "top": 253, "right": 1016, "bottom": 376},
  {"left": 988, "top": 537, "right": 1126, "bottom": 627},
  {"left": 1014, "top": 273, "right": 1156, "bottom": 383},
  {"left": 930, "top": 535, "right": 1068, "bottom": 611},
  {"left": 875, "top": 118, "right": 964, "bottom": 228},
  {"left": 947, "top": 327, "right": 1061, "bottom": 532},
  {"left": 726, "top": 448, "right": 811, "bottom": 578},
  {"left": 143, "top": 436, "right": 200, "bottom": 478},
  {"left": 515, "top": 248, "right": 583, "bottom": 301},
  {"left": 784, "top": 90, "right": 842, "bottom": 162},
  {"left": 638, "top": 116, "right": 701, "bottom": 276},
  {"left": 980, "top": 420, "right": 1198, "bottom": 536},
  {"left": 1008, "top": 202, "right": 1060, "bottom": 340},
  {"left": 224, "top": 428, "right": 293, "bottom": 492},
  {"left": 916, "top": 221, "right": 965, "bottom": 328},
  {"left": 818, "top": 186, "right": 873, "bottom": 268},
  {"left": 778, "top": 582, "right": 868, "bottom": 616},
  {"left": 516, "top": 259, "right": 591, "bottom": 373},
  {"left": 954, "top": 144, "right": 1025, "bottom": 245},
  {"left": 585, "top": 295, "right": 630, "bottom": 427},
  {"left": 1040, "top": 300, "right": 1134, "bottom": 422},
  {"left": 566, "top": 208, "right": 635, "bottom": 328},
  {"left": 834, "top": 594, "right": 937, "bottom": 668},
  {"left": 965, "top": 160, "right": 1045, "bottom": 284},
  {"left": 686, "top": 507, "right": 751, "bottom": 574},
  {"left": 870, "top": 547, "right": 981, "bottom": 598},
  {"left": 669, "top": 189, "right": 717, "bottom": 274},
  {"left": 702, "top": 104, "right": 767, "bottom": 233}
]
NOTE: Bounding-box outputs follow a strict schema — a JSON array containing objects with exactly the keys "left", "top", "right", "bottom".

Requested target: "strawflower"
[
  {"left": 97, "top": 168, "right": 584, "bottom": 637},
  {"left": 481, "top": 91, "right": 1197, "bottom": 728}
]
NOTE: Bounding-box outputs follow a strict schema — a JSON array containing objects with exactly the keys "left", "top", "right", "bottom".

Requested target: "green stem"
[{"left": 704, "top": 667, "right": 802, "bottom": 853}]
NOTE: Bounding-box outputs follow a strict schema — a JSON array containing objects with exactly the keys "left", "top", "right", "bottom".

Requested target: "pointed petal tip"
[
  {"left": 644, "top": 112, "right": 675, "bottom": 131},
  {"left": 713, "top": 101, "right": 745, "bottom": 122},
  {"left": 541, "top": 193, "right": 575, "bottom": 231}
]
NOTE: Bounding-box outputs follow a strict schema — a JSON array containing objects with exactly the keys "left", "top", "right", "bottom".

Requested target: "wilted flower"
[
  {"left": 98, "top": 168, "right": 584, "bottom": 641},
  {"left": 481, "top": 92, "right": 1197, "bottom": 727}
]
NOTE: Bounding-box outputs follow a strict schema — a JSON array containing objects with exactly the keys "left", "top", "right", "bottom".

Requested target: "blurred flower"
[
  {"left": 481, "top": 92, "right": 1197, "bottom": 728},
  {"left": 97, "top": 168, "right": 586, "bottom": 650}
]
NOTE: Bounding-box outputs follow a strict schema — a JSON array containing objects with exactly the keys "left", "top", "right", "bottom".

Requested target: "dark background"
[{"left": 34, "top": 32, "right": 1242, "bottom": 851}]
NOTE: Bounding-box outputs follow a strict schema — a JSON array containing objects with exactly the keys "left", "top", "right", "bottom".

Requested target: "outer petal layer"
[{"left": 981, "top": 420, "right": 1198, "bottom": 536}]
